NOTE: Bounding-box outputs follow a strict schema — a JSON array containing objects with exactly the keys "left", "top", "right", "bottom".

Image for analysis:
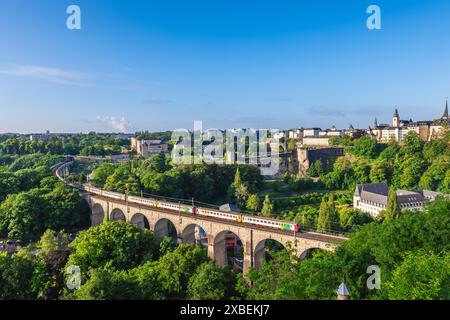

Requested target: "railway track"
[
  {"left": 91, "top": 194, "right": 348, "bottom": 245},
  {"left": 53, "top": 160, "right": 348, "bottom": 245}
]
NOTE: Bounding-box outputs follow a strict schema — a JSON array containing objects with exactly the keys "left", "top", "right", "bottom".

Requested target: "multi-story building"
[
  {"left": 288, "top": 129, "right": 302, "bottom": 140},
  {"left": 131, "top": 137, "right": 169, "bottom": 157},
  {"left": 353, "top": 183, "right": 442, "bottom": 217},
  {"left": 29, "top": 130, "right": 52, "bottom": 141},
  {"left": 318, "top": 125, "right": 343, "bottom": 137},
  {"left": 303, "top": 128, "right": 322, "bottom": 137},
  {"left": 302, "top": 136, "right": 331, "bottom": 147},
  {"left": 369, "top": 101, "right": 449, "bottom": 143}
]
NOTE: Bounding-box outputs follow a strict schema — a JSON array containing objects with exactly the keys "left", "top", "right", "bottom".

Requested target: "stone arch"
[
  {"left": 110, "top": 208, "right": 126, "bottom": 222},
  {"left": 299, "top": 247, "right": 325, "bottom": 260},
  {"left": 182, "top": 224, "right": 208, "bottom": 247},
  {"left": 91, "top": 203, "right": 104, "bottom": 227},
  {"left": 254, "top": 239, "right": 286, "bottom": 270},
  {"left": 213, "top": 230, "right": 243, "bottom": 271},
  {"left": 130, "top": 213, "right": 150, "bottom": 229},
  {"left": 154, "top": 218, "right": 178, "bottom": 243}
]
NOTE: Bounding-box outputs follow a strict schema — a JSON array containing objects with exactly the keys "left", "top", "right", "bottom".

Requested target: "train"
[{"left": 83, "top": 185, "right": 299, "bottom": 232}]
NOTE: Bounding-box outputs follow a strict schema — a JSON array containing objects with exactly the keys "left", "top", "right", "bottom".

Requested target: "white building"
[
  {"left": 288, "top": 129, "right": 302, "bottom": 140},
  {"left": 302, "top": 136, "right": 330, "bottom": 147},
  {"left": 131, "top": 137, "right": 168, "bottom": 157},
  {"left": 303, "top": 128, "right": 322, "bottom": 137},
  {"left": 354, "top": 183, "right": 442, "bottom": 217},
  {"left": 369, "top": 103, "right": 449, "bottom": 143}
]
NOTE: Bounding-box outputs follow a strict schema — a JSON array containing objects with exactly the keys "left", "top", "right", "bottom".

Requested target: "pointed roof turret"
[
  {"left": 336, "top": 282, "right": 350, "bottom": 300},
  {"left": 443, "top": 99, "right": 449, "bottom": 120},
  {"left": 374, "top": 118, "right": 378, "bottom": 127},
  {"left": 393, "top": 108, "right": 399, "bottom": 118}
]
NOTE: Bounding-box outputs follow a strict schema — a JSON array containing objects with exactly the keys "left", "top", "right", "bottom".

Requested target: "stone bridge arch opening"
[
  {"left": 110, "top": 208, "right": 126, "bottom": 222},
  {"left": 130, "top": 213, "right": 150, "bottom": 229},
  {"left": 213, "top": 231, "right": 243, "bottom": 272},
  {"left": 91, "top": 203, "right": 104, "bottom": 227},
  {"left": 182, "top": 224, "right": 208, "bottom": 247},
  {"left": 299, "top": 247, "right": 326, "bottom": 260},
  {"left": 154, "top": 218, "right": 178, "bottom": 244},
  {"left": 254, "top": 239, "right": 286, "bottom": 270}
]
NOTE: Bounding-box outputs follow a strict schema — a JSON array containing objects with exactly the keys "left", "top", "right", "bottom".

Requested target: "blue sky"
[{"left": 0, "top": 0, "right": 450, "bottom": 133}]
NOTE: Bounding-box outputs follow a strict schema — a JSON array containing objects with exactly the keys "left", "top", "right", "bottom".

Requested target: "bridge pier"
[
  {"left": 253, "top": 245, "right": 266, "bottom": 270},
  {"left": 243, "top": 253, "right": 253, "bottom": 275},
  {"left": 212, "top": 236, "right": 228, "bottom": 267}
]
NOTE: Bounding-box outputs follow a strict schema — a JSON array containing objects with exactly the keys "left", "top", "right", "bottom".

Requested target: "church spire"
[
  {"left": 393, "top": 108, "right": 400, "bottom": 128},
  {"left": 394, "top": 108, "right": 399, "bottom": 118},
  {"left": 374, "top": 117, "right": 378, "bottom": 127},
  {"left": 443, "top": 99, "right": 449, "bottom": 120}
]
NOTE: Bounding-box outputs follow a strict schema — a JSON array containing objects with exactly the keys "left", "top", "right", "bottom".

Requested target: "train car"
[
  {"left": 242, "top": 215, "right": 299, "bottom": 232},
  {"left": 180, "top": 205, "right": 195, "bottom": 214},
  {"left": 158, "top": 201, "right": 195, "bottom": 214},
  {"left": 102, "top": 190, "right": 126, "bottom": 201},
  {"left": 83, "top": 186, "right": 103, "bottom": 195},
  {"left": 197, "top": 208, "right": 241, "bottom": 222},
  {"left": 89, "top": 187, "right": 299, "bottom": 233},
  {"left": 127, "top": 195, "right": 158, "bottom": 207}
]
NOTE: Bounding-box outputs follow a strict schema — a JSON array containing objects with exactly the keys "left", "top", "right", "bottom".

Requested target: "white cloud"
[
  {"left": 96, "top": 116, "right": 131, "bottom": 132},
  {"left": 0, "top": 64, "right": 89, "bottom": 85}
]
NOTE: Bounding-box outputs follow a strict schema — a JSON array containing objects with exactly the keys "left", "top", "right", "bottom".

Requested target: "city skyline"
[{"left": 1, "top": 0, "right": 450, "bottom": 133}]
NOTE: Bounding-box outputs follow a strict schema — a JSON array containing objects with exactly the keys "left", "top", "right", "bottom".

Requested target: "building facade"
[
  {"left": 131, "top": 137, "right": 169, "bottom": 157},
  {"left": 369, "top": 101, "right": 449, "bottom": 143},
  {"left": 354, "top": 183, "right": 442, "bottom": 217}
]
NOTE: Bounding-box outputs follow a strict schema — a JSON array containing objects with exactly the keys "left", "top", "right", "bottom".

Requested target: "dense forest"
[
  {"left": 244, "top": 198, "right": 450, "bottom": 300},
  {"left": 0, "top": 133, "right": 130, "bottom": 157},
  {"left": 1, "top": 198, "right": 448, "bottom": 300},
  {"left": 91, "top": 153, "right": 263, "bottom": 204},
  {"left": 0, "top": 154, "right": 91, "bottom": 242}
]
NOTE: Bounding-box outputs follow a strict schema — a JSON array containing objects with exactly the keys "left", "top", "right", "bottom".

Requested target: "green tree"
[
  {"left": 233, "top": 167, "right": 242, "bottom": 187},
  {"left": 351, "top": 137, "right": 378, "bottom": 158},
  {"left": 142, "top": 152, "right": 168, "bottom": 173},
  {"left": 154, "top": 244, "right": 209, "bottom": 299},
  {"left": 386, "top": 251, "right": 450, "bottom": 300},
  {"left": 72, "top": 267, "right": 138, "bottom": 300},
  {"left": 308, "top": 160, "right": 324, "bottom": 177},
  {"left": 369, "top": 159, "right": 391, "bottom": 183},
  {"left": 246, "top": 194, "right": 261, "bottom": 212},
  {"left": 159, "top": 236, "right": 176, "bottom": 257},
  {"left": 385, "top": 187, "right": 401, "bottom": 221},
  {"left": 66, "top": 222, "right": 157, "bottom": 276},
  {"left": 339, "top": 208, "right": 373, "bottom": 232},
  {"left": 37, "top": 229, "right": 70, "bottom": 258},
  {"left": 261, "top": 195, "right": 273, "bottom": 217},
  {"left": 0, "top": 249, "right": 36, "bottom": 299},
  {"left": 91, "top": 163, "right": 116, "bottom": 187},
  {"left": 235, "top": 183, "right": 249, "bottom": 209},
  {"left": 403, "top": 131, "right": 422, "bottom": 155},
  {"left": 187, "top": 262, "right": 236, "bottom": 300},
  {"left": 317, "top": 195, "right": 339, "bottom": 233},
  {"left": 0, "top": 171, "right": 19, "bottom": 202}
]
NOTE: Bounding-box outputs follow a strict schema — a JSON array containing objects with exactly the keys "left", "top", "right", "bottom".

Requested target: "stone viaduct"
[{"left": 86, "top": 193, "right": 347, "bottom": 274}]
